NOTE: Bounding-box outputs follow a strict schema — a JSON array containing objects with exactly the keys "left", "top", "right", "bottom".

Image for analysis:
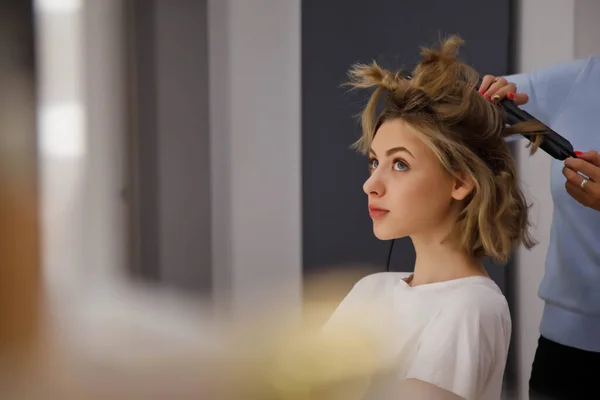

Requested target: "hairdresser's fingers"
[
  {"left": 483, "top": 76, "right": 510, "bottom": 98},
  {"left": 507, "top": 92, "right": 530, "bottom": 106},
  {"left": 565, "top": 181, "right": 600, "bottom": 211},
  {"left": 577, "top": 150, "right": 600, "bottom": 167},
  {"left": 565, "top": 181, "right": 594, "bottom": 207},
  {"left": 564, "top": 157, "right": 600, "bottom": 182},
  {"left": 478, "top": 75, "right": 497, "bottom": 95},
  {"left": 564, "top": 158, "right": 600, "bottom": 211},
  {"left": 563, "top": 164, "right": 600, "bottom": 206},
  {"left": 562, "top": 165, "right": 590, "bottom": 186},
  {"left": 489, "top": 82, "right": 517, "bottom": 103}
]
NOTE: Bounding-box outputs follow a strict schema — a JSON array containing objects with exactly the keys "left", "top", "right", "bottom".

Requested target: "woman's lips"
[{"left": 368, "top": 206, "right": 389, "bottom": 219}]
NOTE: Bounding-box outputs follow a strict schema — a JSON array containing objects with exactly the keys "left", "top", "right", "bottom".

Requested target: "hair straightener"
[
  {"left": 402, "top": 74, "right": 576, "bottom": 160},
  {"left": 498, "top": 98, "right": 576, "bottom": 160}
]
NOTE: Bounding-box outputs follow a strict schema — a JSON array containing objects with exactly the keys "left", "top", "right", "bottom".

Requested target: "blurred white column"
[
  {"left": 34, "top": 0, "right": 128, "bottom": 296},
  {"left": 34, "top": 0, "right": 87, "bottom": 293},
  {"left": 208, "top": 0, "right": 302, "bottom": 319},
  {"left": 79, "top": 0, "right": 128, "bottom": 286}
]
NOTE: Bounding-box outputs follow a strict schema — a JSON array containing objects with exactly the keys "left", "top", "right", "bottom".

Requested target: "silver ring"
[{"left": 581, "top": 178, "right": 588, "bottom": 189}]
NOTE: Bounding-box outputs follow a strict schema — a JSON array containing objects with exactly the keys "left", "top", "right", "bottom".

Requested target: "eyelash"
[{"left": 368, "top": 158, "right": 409, "bottom": 172}]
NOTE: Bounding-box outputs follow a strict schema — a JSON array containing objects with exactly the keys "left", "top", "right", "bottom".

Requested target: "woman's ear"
[{"left": 451, "top": 173, "right": 474, "bottom": 201}]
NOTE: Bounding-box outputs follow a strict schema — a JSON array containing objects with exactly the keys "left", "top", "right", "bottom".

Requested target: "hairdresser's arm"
[{"left": 479, "top": 58, "right": 589, "bottom": 126}]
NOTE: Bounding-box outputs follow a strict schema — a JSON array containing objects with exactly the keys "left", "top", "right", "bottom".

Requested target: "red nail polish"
[
  {"left": 479, "top": 90, "right": 485, "bottom": 95},
  {"left": 484, "top": 94, "right": 491, "bottom": 99},
  {"left": 507, "top": 92, "right": 515, "bottom": 100},
  {"left": 575, "top": 151, "right": 583, "bottom": 157}
]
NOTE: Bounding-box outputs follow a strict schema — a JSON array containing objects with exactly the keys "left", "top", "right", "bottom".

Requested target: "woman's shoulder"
[
  {"left": 448, "top": 277, "right": 509, "bottom": 314},
  {"left": 416, "top": 278, "right": 512, "bottom": 361},
  {"left": 352, "top": 272, "right": 410, "bottom": 292},
  {"left": 356, "top": 271, "right": 411, "bottom": 283},
  {"left": 438, "top": 277, "right": 511, "bottom": 335},
  {"left": 350, "top": 273, "right": 510, "bottom": 320}
]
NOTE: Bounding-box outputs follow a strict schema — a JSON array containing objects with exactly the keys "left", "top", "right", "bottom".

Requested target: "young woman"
[{"left": 325, "top": 36, "right": 544, "bottom": 399}]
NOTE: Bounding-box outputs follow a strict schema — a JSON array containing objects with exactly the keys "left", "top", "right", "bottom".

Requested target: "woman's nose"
[{"left": 363, "top": 172, "right": 385, "bottom": 197}]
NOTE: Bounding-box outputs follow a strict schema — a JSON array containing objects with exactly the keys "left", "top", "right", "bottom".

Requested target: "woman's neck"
[{"left": 409, "top": 234, "right": 488, "bottom": 287}]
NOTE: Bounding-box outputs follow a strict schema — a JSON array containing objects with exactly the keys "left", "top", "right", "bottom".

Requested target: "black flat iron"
[
  {"left": 403, "top": 74, "right": 577, "bottom": 160},
  {"left": 498, "top": 97, "right": 576, "bottom": 160}
]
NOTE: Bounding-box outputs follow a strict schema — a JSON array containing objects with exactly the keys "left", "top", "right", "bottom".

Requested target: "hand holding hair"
[
  {"left": 478, "top": 72, "right": 598, "bottom": 205},
  {"left": 478, "top": 74, "right": 529, "bottom": 106}
]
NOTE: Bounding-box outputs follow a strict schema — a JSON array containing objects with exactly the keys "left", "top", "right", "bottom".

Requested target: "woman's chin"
[{"left": 372, "top": 227, "right": 404, "bottom": 241}]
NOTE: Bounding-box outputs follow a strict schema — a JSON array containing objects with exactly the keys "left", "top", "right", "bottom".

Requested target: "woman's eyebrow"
[{"left": 369, "top": 146, "right": 414, "bottom": 158}]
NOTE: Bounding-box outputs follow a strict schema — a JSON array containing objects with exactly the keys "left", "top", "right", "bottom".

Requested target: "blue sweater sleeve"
[{"left": 503, "top": 58, "right": 589, "bottom": 127}]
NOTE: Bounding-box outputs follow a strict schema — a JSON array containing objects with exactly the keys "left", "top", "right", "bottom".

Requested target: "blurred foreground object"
[
  {"left": 0, "top": 0, "right": 41, "bottom": 366},
  {"left": 2, "top": 264, "right": 389, "bottom": 399},
  {"left": 0, "top": 3, "right": 388, "bottom": 393},
  {"left": 225, "top": 301, "right": 387, "bottom": 399}
]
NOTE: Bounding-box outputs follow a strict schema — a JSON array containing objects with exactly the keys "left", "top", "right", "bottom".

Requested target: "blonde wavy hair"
[{"left": 346, "top": 36, "right": 545, "bottom": 263}]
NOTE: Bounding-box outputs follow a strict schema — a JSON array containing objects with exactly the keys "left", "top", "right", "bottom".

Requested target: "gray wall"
[
  {"left": 131, "top": 0, "right": 303, "bottom": 316},
  {"left": 207, "top": 0, "right": 302, "bottom": 317},
  {"left": 302, "top": 0, "right": 515, "bottom": 289},
  {"left": 130, "top": 0, "right": 211, "bottom": 293}
]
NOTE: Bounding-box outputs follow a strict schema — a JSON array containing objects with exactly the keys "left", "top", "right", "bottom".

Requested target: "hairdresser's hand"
[
  {"left": 478, "top": 75, "right": 529, "bottom": 105},
  {"left": 563, "top": 150, "right": 600, "bottom": 211}
]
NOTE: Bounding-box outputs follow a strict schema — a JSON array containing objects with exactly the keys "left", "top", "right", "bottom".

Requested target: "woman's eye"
[
  {"left": 393, "top": 160, "right": 408, "bottom": 171},
  {"left": 369, "top": 159, "right": 379, "bottom": 170}
]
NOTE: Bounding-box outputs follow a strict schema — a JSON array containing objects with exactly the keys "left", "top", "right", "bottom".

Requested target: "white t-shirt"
[{"left": 324, "top": 272, "right": 511, "bottom": 400}]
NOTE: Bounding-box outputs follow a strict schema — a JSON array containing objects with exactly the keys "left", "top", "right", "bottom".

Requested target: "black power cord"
[{"left": 385, "top": 239, "right": 395, "bottom": 272}]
